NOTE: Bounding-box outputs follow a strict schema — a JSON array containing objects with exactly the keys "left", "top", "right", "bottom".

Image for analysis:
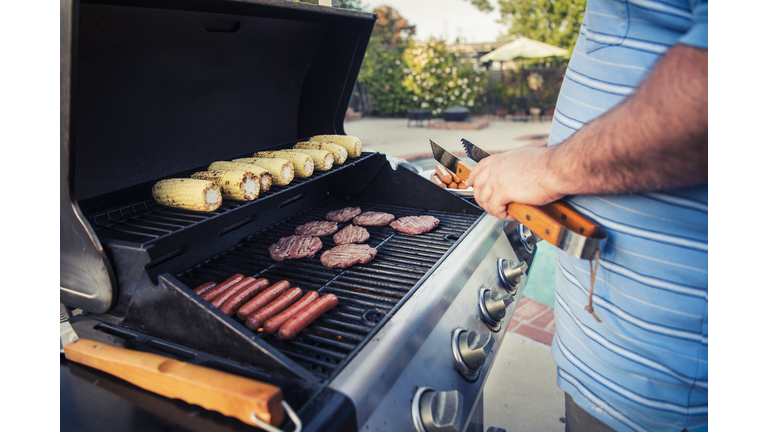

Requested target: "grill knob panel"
[
  {"left": 451, "top": 329, "right": 494, "bottom": 380},
  {"left": 412, "top": 387, "right": 464, "bottom": 432},
  {"left": 497, "top": 258, "right": 527, "bottom": 293},
  {"left": 479, "top": 288, "right": 515, "bottom": 331}
]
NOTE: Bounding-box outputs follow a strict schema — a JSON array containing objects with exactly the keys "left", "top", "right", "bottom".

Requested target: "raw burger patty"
[
  {"left": 390, "top": 215, "right": 440, "bottom": 235},
  {"left": 353, "top": 211, "right": 395, "bottom": 227},
  {"left": 326, "top": 207, "right": 361, "bottom": 223},
  {"left": 320, "top": 244, "right": 377, "bottom": 269},
  {"left": 333, "top": 225, "right": 370, "bottom": 245},
  {"left": 295, "top": 221, "right": 338, "bottom": 237},
  {"left": 268, "top": 235, "right": 323, "bottom": 261}
]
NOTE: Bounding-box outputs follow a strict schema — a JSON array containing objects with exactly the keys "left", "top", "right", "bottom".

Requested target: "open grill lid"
[{"left": 61, "top": 0, "right": 377, "bottom": 312}]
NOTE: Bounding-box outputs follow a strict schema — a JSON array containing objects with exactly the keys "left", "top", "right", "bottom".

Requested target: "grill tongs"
[{"left": 430, "top": 139, "right": 607, "bottom": 260}]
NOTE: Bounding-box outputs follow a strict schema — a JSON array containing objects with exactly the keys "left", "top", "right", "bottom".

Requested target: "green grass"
[{"left": 522, "top": 241, "right": 557, "bottom": 307}]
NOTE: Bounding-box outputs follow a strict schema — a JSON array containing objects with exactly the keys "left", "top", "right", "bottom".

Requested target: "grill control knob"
[
  {"left": 479, "top": 288, "right": 515, "bottom": 331},
  {"left": 412, "top": 387, "right": 464, "bottom": 432},
  {"left": 498, "top": 258, "right": 527, "bottom": 293},
  {"left": 451, "top": 329, "right": 495, "bottom": 379}
]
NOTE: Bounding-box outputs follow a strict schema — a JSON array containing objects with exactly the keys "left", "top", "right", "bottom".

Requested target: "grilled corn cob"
[
  {"left": 152, "top": 178, "right": 222, "bottom": 212},
  {"left": 191, "top": 170, "right": 259, "bottom": 201},
  {"left": 252, "top": 151, "right": 314, "bottom": 178},
  {"left": 293, "top": 142, "right": 347, "bottom": 165},
  {"left": 232, "top": 157, "right": 294, "bottom": 186},
  {"left": 208, "top": 161, "right": 273, "bottom": 192},
  {"left": 309, "top": 135, "right": 362, "bottom": 158},
  {"left": 283, "top": 148, "right": 333, "bottom": 171}
]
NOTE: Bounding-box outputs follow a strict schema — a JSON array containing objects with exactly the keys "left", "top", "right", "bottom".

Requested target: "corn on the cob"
[
  {"left": 191, "top": 170, "right": 259, "bottom": 201},
  {"left": 252, "top": 151, "right": 314, "bottom": 178},
  {"left": 309, "top": 135, "right": 362, "bottom": 158},
  {"left": 152, "top": 178, "right": 222, "bottom": 212},
  {"left": 208, "top": 161, "right": 273, "bottom": 192},
  {"left": 293, "top": 142, "right": 347, "bottom": 165},
  {"left": 232, "top": 157, "right": 294, "bottom": 186},
  {"left": 283, "top": 148, "right": 333, "bottom": 171}
]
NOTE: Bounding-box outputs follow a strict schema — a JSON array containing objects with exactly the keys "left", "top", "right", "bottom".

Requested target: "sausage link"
[
  {"left": 430, "top": 173, "right": 447, "bottom": 188},
  {"left": 263, "top": 291, "right": 319, "bottom": 335},
  {"left": 448, "top": 181, "right": 458, "bottom": 189},
  {"left": 278, "top": 294, "right": 338, "bottom": 340},
  {"left": 236, "top": 280, "right": 291, "bottom": 321},
  {"left": 201, "top": 274, "right": 244, "bottom": 301},
  {"left": 244, "top": 287, "right": 303, "bottom": 331},
  {"left": 457, "top": 181, "right": 468, "bottom": 190},
  {"left": 210, "top": 277, "right": 260, "bottom": 309},
  {"left": 219, "top": 278, "right": 270, "bottom": 317},
  {"left": 434, "top": 165, "right": 452, "bottom": 184},
  {"left": 193, "top": 281, "right": 216, "bottom": 295},
  {"left": 448, "top": 167, "right": 462, "bottom": 183}
]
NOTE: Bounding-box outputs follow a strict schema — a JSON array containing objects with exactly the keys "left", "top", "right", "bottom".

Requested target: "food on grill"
[
  {"left": 320, "top": 244, "right": 377, "bottom": 269},
  {"left": 430, "top": 173, "right": 447, "bottom": 188},
  {"left": 253, "top": 151, "right": 314, "bottom": 179},
  {"left": 390, "top": 215, "right": 440, "bottom": 235},
  {"left": 263, "top": 291, "right": 320, "bottom": 335},
  {"left": 268, "top": 235, "right": 323, "bottom": 261},
  {"left": 353, "top": 211, "right": 395, "bottom": 227},
  {"left": 193, "top": 281, "right": 216, "bottom": 295},
  {"left": 244, "top": 287, "right": 303, "bottom": 331},
  {"left": 191, "top": 170, "right": 259, "bottom": 201},
  {"left": 208, "top": 161, "right": 273, "bottom": 192},
  {"left": 210, "top": 277, "right": 257, "bottom": 308},
  {"left": 152, "top": 178, "right": 222, "bottom": 212},
  {"left": 232, "top": 157, "right": 294, "bottom": 186},
  {"left": 200, "top": 274, "right": 244, "bottom": 301},
  {"left": 293, "top": 142, "right": 348, "bottom": 165},
  {"left": 435, "top": 165, "right": 452, "bottom": 184},
  {"left": 284, "top": 149, "right": 334, "bottom": 171},
  {"left": 219, "top": 278, "right": 271, "bottom": 317},
  {"left": 278, "top": 294, "right": 339, "bottom": 340},
  {"left": 237, "top": 280, "right": 291, "bottom": 321},
  {"left": 295, "top": 221, "right": 338, "bottom": 237},
  {"left": 333, "top": 224, "right": 370, "bottom": 245},
  {"left": 326, "top": 206, "right": 361, "bottom": 223},
  {"left": 309, "top": 134, "right": 362, "bottom": 158}
]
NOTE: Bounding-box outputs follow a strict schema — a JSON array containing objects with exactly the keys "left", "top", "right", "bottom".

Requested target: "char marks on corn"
[
  {"left": 333, "top": 225, "right": 370, "bottom": 245},
  {"left": 320, "top": 244, "right": 377, "bottom": 269},
  {"left": 326, "top": 206, "right": 362, "bottom": 223},
  {"left": 295, "top": 221, "right": 339, "bottom": 237},
  {"left": 390, "top": 215, "right": 440, "bottom": 235},
  {"left": 353, "top": 211, "right": 395, "bottom": 227},
  {"left": 268, "top": 235, "right": 323, "bottom": 261}
]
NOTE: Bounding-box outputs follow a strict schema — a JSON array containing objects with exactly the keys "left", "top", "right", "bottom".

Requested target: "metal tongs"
[{"left": 431, "top": 138, "right": 607, "bottom": 260}]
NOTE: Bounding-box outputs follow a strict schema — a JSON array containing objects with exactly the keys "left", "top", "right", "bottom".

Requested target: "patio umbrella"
[{"left": 480, "top": 37, "right": 568, "bottom": 98}]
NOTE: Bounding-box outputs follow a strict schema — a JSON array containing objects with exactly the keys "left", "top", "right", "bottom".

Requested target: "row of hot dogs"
[{"left": 193, "top": 274, "right": 338, "bottom": 340}]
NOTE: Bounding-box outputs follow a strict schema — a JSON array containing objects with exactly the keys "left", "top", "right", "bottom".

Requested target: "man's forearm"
[{"left": 545, "top": 44, "right": 708, "bottom": 197}]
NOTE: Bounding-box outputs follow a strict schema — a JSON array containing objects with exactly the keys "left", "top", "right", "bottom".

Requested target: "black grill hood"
[{"left": 61, "top": 0, "right": 377, "bottom": 312}]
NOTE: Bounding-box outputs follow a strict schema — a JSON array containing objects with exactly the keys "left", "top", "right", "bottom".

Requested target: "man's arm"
[{"left": 465, "top": 44, "right": 707, "bottom": 221}]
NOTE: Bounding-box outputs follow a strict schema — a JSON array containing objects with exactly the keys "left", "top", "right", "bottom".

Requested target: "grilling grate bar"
[{"left": 175, "top": 197, "right": 480, "bottom": 380}]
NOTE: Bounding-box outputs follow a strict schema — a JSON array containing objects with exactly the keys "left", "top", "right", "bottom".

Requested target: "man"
[{"left": 466, "top": 1, "right": 707, "bottom": 431}]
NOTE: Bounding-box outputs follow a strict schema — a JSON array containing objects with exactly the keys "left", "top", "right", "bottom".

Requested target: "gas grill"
[{"left": 60, "top": 1, "right": 536, "bottom": 431}]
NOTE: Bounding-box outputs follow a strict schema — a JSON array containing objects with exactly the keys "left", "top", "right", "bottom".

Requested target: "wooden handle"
[
  {"left": 539, "top": 200, "right": 598, "bottom": 237},
  {"left": 63, "top": 339, "right": 285, "bottom": 427},
  {"left": 455, "top": 160, "right": 473, "bottom": 182},
  {"left": 505, "top": 202, "right": 563, "bottom": 245}
]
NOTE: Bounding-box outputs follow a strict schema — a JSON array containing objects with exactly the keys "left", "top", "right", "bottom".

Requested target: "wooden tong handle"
[
  {"left": 63, "top": 338, "right": 285, "bottom": 427},
  {"left": 506, "top": 200, "right": 599, "bottom": 246}
]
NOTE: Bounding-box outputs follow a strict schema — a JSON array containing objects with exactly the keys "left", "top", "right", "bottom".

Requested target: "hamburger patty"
[
  {"left": 352, "top": 211, "right": 395, "bottom": 227},
  {"left": 268, "top": 235, "right": 323, "bottom": 261},
  {"left": 320, "top": 244, "right": 377, "bottom": 269},
  {"left": 390, "top": 215, "right": 440, "bottom": 235},
  {"left": 295, "top": 220, "right": 338, "bottom": 237},
  {"left": 333, "top": 224, "right": 370, "bottom": 245},
  {"left": 326, "top": 207, "right": 361, "bottom": 223}
]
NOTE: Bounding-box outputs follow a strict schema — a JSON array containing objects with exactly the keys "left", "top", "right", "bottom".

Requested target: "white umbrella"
[{"left": 479, "top": 36, "right": 569, "bottom": 63}]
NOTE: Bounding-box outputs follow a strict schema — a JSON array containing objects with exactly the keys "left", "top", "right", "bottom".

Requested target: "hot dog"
[
  {"left": 236, "top": 280, "right": 291, "bottom": 321},
  {"left": 263, "top": 291, "right": 320, "bottom": 335},
  {"left": 244, "top": 287, "right": 303, "bottom": 331},
  {"left": 434, "top": 165, "right": 452, "bottom": 184},
  {"left": 219, "top": 278, "right": 271, "bottom": 317},
  {"left": 448, "top": 181, "right": 457, "bottom": 189},
  {"left": 447, "top": 167, "right": 462, "bottom": 184},
  {"left": 210, "top": 277, "right": 256, "bottom": 308},
  {"left": 193, "top": 281, "right": 216, "bottom": 295},
  {"left": 457, "top": 181, "right": 468, "bottom": 189},
  {"left": 201, "top": 274, "right": 244, "bottom": 301},
  {"left": 430, "top": 173, "right": 447, "bottom": 188},
  {"left": 278, "top": 294, "right": 339, "bottom": 340}
]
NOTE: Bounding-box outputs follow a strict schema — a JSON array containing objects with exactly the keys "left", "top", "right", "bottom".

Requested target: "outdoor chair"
[{"left": 407, "top": 109, "right": 430, "bottom": 127}]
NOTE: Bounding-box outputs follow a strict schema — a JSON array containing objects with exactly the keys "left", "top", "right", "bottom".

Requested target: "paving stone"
[
  {"left": 515, "top": 323, "right": 555, "bottom": 346},
  {"left": 530, "top": 308, "right": 555, "bottom": 329}
]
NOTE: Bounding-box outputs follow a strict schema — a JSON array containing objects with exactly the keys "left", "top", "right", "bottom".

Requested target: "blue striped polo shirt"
[{"left": 547, "top": 1, "right": 708, "bottom": 431}]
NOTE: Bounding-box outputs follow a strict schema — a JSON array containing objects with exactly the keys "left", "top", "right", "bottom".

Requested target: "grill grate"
[{"left": 175, "top": 198, "right": 480, "bottom": 380}]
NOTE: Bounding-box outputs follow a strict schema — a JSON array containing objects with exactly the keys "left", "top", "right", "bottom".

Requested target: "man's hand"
[{"left": 465, "top": 147, "right": 563, "bottom": 221}]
